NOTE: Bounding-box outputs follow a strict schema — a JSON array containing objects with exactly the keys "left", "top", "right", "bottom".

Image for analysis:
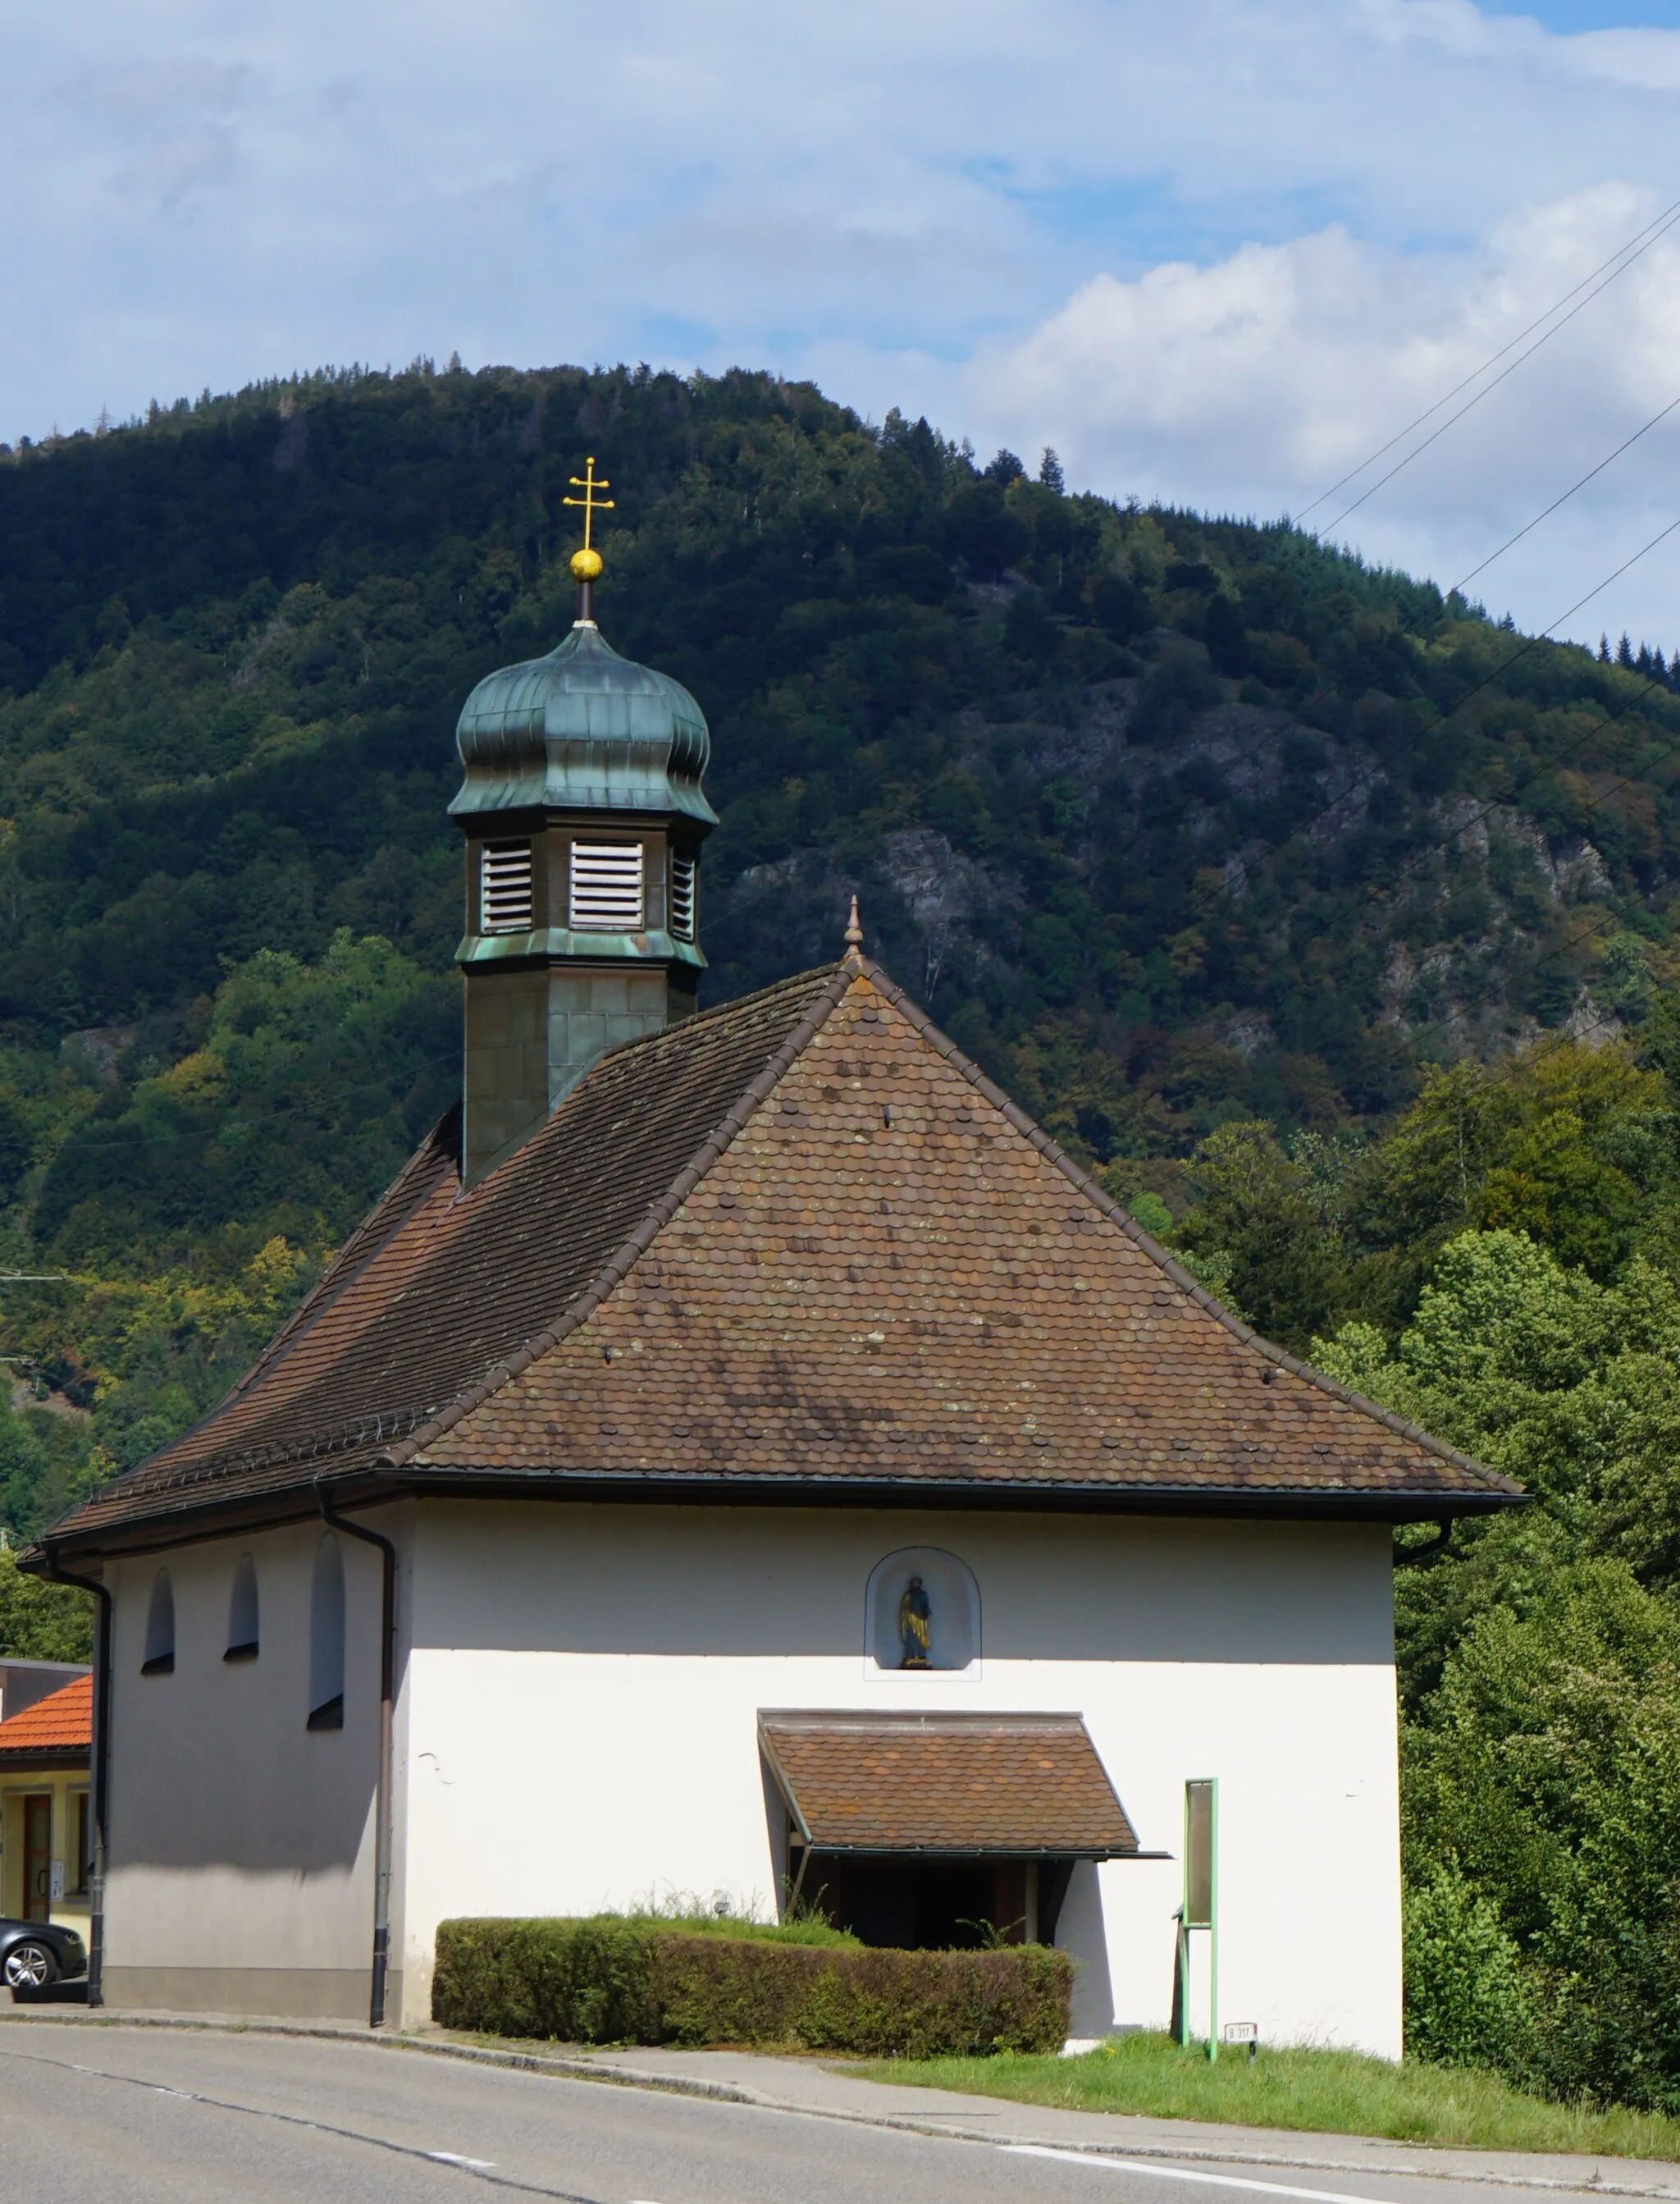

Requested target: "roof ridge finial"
[
  {"left": 843, "top": 894, "right": 864, "bottom": 964},
  {"left": 563, "top": 455, "right": 614, "bottom": 629}
]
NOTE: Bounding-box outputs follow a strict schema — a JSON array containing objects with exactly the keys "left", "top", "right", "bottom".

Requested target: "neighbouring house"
[
  {"left": 25, "top": 541, "right": 1523, "bottom": 2046},
  {"left": 0, "top": 1658, "right": 89, "bottom": 1726},
  {"left": 0, "top": 1672, "right": 93, "bottom": 1933}
]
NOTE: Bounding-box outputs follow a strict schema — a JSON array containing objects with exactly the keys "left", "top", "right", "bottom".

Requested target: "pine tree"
[{"left": 1038, "top": 447, "right": 1066, "bottom": 494}]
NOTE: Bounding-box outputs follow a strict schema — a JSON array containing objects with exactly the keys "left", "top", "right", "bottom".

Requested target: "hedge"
[{"left": 432, "top": 1915, "right": 1074, "bottom": 2056}]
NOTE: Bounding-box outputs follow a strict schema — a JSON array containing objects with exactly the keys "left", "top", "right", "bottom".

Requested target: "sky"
[{"left": 4, "top": 0, "right": 1680, "bottom": 647}]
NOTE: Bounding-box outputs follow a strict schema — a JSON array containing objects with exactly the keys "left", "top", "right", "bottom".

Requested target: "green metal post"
[
  {"left": 1208, "top": 1776, "right": 1220, "bottom": 2063},
  {"left": 1178, "top": 1785, "right": 1191, "bottom": 2048}
]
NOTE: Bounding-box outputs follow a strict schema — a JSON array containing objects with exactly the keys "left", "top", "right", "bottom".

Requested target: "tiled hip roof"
[
  {"left": 759, "top": 1709, "right": 1139, "bottom": 1856},
  {"left": 35, "top": 958, "right": 1522, "bottom": 1557}
]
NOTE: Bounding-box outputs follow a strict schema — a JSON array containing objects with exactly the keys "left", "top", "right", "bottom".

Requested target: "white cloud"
[
  {"left": 951, "top": 182, "right": 1680, "bottom": 642},
  {"left": 3, "top": 0, "right": 1680, "bottom": 636}
]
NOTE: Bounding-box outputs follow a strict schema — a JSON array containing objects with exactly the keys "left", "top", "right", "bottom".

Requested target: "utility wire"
[
  {"left": 1296, "top": 192, "right": 1680, "bottom": 526},
  {"left": 1451, "top": 391, "right": 1680, "bottom": 596},
  {"left": 1312, "top": 202, "right": 1680, "bottom": 542},
  {"left": 1099, "top": 378, "right": 1680, "bottom": 880}
]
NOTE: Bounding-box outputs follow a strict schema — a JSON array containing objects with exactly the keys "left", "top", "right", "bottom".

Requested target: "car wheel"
[{"left": 3, "top": 1942, "right": 58, "bottom": 1989}]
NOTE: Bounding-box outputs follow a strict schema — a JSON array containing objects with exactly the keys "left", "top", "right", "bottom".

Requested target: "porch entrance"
[
  {"left": 21, "top": 1794, "right": 51, "bottom": 1922},
  {"left": 806, "top": 1854, "right": 1039, "bottom": 1949},
  {"left": 760, "top": 1708, "right": 1147, "bottom": 1950}
]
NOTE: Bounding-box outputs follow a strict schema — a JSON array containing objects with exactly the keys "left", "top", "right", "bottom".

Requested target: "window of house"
[
  {"left": 569, "top": 842, "right": 644, "bottom": 931},
  {"left": 480, "top": 840, "right": 534, "bottom": 933},
  {"left": 225, "top": 1553, "right": 259, "bottom": 1662},
  {"left": 142, "top": 1569, "right": 176, "bottom": 1675},
  {"left": 669, "top": 853, "right": 696, "bottom": 943},
  {"left": 308, "top": 1534, "right": 345, "bottom": 1731}
]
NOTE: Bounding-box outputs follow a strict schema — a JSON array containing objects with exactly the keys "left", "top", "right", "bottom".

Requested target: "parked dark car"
[{"left": 0, "top": 1918, "right": 86, "bottom": 1991}]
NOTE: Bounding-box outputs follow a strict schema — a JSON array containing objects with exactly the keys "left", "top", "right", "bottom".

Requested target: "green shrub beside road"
[{"left": 431, "top": 1915, "right": 1072, "bottom": 2056}]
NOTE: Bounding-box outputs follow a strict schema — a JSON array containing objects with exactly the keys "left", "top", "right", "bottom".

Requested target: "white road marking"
[
  {"left": 1002, "top": 2148, "right": 1395, "bottom": 2204},
  {"left": 427, "top": 2152, "right": 498, "bottom": 2169}
]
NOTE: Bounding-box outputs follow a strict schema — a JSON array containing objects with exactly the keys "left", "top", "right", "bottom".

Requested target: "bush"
[
  {"left": 1404, "top": 1868, "right": 1535, "bottom": 2078},
  {"left": 432, "top": 1915, "right": 1074, "bottom": 2056}
]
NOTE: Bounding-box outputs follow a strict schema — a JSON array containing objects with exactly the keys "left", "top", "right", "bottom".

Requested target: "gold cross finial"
[{"left": 564, "top": 456, "right": 614, "bottom": 582}]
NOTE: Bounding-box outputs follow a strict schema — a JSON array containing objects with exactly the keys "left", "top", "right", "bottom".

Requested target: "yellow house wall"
[{"left": 1, "top": 1764, "right": 91, "bottom": 1930}]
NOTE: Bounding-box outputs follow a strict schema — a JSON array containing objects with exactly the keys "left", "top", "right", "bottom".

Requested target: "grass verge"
[{"left": 855, "top": 2032, "right": 1680, "bottom": 2159}]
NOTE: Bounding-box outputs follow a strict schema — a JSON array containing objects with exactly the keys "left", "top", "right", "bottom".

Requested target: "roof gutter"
[
  {"left": 35, "top": 1465, "right": 1527, "bottom": 1563},
  {"left": 315, "top": 1480, "right": 397, "bottom": 2030},
  {"left": 36, "top": 1550, "right": 111, "bottom": 2010}
]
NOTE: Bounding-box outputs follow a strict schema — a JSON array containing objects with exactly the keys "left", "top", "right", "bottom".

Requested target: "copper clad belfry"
[{"left": 451, "top": 594, "right": 719, "bottom": 1187}]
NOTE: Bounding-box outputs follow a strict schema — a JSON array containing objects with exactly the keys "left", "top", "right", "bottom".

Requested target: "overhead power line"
[
  {"left": 1451, "top": 391, "right": 1680, "bottom": 596},
  {"left": 1295, "top": 191, "right": 1680, "bottom": 527}
]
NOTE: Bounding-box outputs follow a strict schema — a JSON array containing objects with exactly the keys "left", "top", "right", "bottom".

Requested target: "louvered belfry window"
[
  {"left": 570, "top": 842, "right": 645, "bottom": 931},
  {"left": 669, "top": 853, "right": 696, "bottom": 943},
  {"left": 480, "top": 840, "right": 535, "bottom": 933}
]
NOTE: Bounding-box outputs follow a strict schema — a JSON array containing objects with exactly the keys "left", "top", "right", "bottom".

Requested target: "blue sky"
[{"left": 2, "top": 0, "right": 1678, "bottom": 646}]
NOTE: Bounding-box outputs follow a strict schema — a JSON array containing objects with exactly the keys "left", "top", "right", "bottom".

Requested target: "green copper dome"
[{"left": 450, "top": 623, "right": 718, "bottom": 824}]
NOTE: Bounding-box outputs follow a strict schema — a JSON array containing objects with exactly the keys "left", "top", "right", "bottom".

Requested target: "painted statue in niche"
[{"left": 898, "top": 1575, "right": 932, "bottom": 1669}]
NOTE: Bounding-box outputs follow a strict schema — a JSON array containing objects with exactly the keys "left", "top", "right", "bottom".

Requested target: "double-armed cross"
[{"left": 563, "top": 456, "right": 614, "bottom": 550}]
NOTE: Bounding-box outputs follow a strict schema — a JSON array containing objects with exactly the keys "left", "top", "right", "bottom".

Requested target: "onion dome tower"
[{"left": 451, "top": 460, "right": 718, "bottom": 1186}]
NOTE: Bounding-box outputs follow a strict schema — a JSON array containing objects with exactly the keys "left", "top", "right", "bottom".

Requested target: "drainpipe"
[
  {"left": 315, "top": 1482, "right": 397, "bottom": 2030},
  {"left": 39, "top": 1550, "right": 112, "bottom": 2009}
]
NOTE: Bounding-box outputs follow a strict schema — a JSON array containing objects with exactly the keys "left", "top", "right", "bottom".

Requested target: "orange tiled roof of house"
[
  {"left": 0, "top": 1673, "right": 92, "bottom": 1758},
  {"left": 36, "top": 959, "right": 1523, "bottom": 1557}
]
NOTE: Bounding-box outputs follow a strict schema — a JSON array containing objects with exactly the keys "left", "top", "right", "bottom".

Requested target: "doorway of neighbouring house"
[{"left": 21, "top": 1795, "right": 51, "bottom": 1922}]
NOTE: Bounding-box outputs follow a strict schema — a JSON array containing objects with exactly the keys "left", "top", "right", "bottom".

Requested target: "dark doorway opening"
[
  {"left": 807, "top": 1854, "right": 1034, "bottom": 1949},
  {"left": 22, "top": 1795, "right": 52, "bottom": 1923}
]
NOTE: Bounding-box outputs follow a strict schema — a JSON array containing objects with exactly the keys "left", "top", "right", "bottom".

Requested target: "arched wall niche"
[
  {"left": 226, "top": 1552, "right": 259, "bottom": 1661},
  {"left": 865, "top": 1547, "right": 980, "bottom": 1671},
  {"left": 142, "top": 1568, "right": 175, "bottom": 1676},
  {"left": 308, "top": 1534, "right": 345, "bottom": 1731}
]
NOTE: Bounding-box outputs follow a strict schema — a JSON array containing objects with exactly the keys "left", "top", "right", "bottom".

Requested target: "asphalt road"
[{"left": 0, "top": 2026, "right": 1637, "bottom": 2204}]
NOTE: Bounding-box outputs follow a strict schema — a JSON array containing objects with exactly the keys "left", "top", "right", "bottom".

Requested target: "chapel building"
[{"left": 30, "top": 526, "right": 1521, "bottom": 2045}]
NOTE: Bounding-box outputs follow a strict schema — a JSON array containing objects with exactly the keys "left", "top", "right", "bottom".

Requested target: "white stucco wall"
[
  {"left": 398, "top": 1502, "right": 1402, "bottom": 2054},
  {"left": 102, "top": 1511, "right": 404, "bottom": 2018}
]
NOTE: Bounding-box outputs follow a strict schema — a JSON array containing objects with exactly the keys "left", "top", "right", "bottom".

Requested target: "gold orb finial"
[{"left": 570, "top": 546, "right": 604, "bottom": 583}]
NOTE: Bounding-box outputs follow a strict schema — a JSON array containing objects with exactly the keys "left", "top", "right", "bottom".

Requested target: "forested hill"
[{"left": 2, "top": 357, "right": 1680, "bottom": 1497}]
